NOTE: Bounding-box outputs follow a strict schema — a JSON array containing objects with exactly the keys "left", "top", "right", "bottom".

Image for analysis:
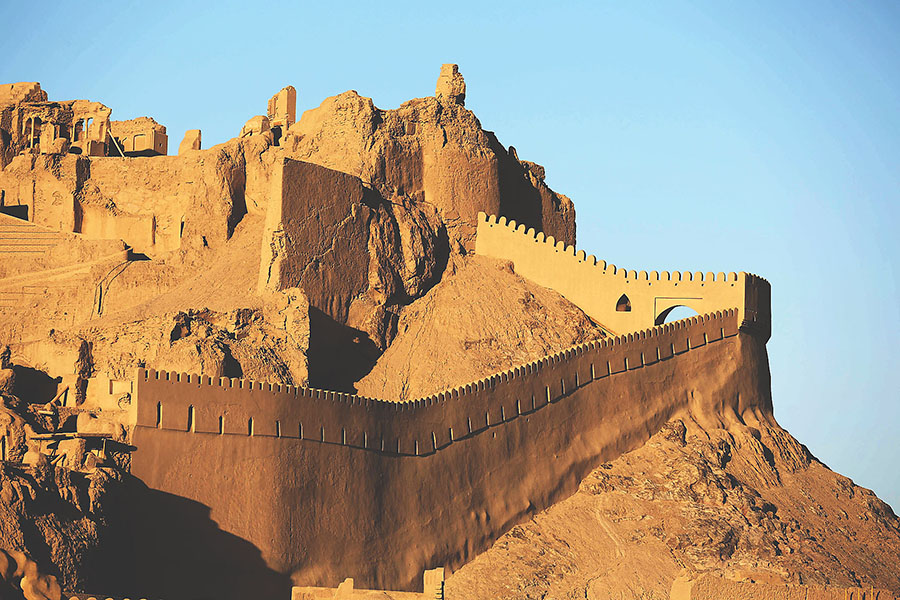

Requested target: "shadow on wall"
[
  {"left": 12, "top": 365, "right": 60, "bottom": 404},
  {"left": 488, "top": 133, "right": 545, "bottom": 237},
  {"left": 307, "top": 307, "right": 383, "bottom": 393},
  {"left": 0, "top": 204, "right": 28, "bottom": 220},
  {"left": 102, "top": 476, "right": 292, "bottom": 600}
]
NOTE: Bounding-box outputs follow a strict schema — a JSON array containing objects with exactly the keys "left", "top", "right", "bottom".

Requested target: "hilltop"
[{"left": 0, "top": 68, "right": 897, "bottom": 600}]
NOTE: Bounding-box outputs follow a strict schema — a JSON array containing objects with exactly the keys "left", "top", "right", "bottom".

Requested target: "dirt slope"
[
  {"left": 446, "top": 418, "right": 900, "bottom": 599},
  {"left": 355, "top": 255, "right": 607, "bottom": 401}
]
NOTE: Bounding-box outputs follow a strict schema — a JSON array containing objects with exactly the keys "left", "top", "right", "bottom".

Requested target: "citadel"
[{"left": 0, "top": 67, "right": 897, "bottom": 600}]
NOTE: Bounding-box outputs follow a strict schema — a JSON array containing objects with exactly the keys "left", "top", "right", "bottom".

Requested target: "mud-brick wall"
[
  {"left": 125, "top": 311, "right": 773, "bottom": 600},
  {"left": 475, "top": 212, "right": 771, "bottom": 339}
]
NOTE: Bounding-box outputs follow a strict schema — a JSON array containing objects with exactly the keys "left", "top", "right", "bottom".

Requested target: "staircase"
[{"left": 0, "top": 213, "right": 63, "bottom": 256}]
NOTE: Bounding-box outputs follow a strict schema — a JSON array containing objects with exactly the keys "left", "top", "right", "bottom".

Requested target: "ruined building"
[{"left": 0, "top": 67, "right": 897, "bottom": 600}]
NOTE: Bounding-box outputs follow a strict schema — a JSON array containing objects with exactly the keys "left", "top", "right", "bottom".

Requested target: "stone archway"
[{"left": 654, "top": 303, "right": 701, "bottom": 326}]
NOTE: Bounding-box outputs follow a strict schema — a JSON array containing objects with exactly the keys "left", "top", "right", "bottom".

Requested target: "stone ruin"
[
  {"left": 435, "top": 64, "right": 465, "bottom": 106},
  {"left": 0, "top": 82, "right": 174, "bottom": 165},
  {"left": 0, "top": 83, "right": 112, "bottom": 162},
  {"left": 0, "top": 65, "right": 895, "bottom": 600}
]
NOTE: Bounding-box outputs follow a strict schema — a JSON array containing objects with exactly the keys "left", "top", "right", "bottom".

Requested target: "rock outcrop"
[
  {"left": 283, "top": 64, "right": 575, "bottom": 252},
  {"left": 0, "top": 548, "right": 62, "bottom": 600}
]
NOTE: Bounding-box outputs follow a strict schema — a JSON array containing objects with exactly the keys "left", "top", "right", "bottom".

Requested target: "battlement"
[
  {"left": 475, "top": 212, "right": 770, "bottom": 339},
  {"left": 134, "top": 308, "right": 739, "bottom": 456},
  {"left": 130, "top": 305, "right": 763, "bottom": 592}
]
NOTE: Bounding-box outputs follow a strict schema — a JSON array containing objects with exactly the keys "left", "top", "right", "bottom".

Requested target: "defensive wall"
[
  {"left": 134, "top": 309, "right": 743, "bottom": 455},
  {"left": 124, "top": 309, "right": 775, "bottom": 600},
  {"left": 474, "top": 212, "right": 771, "bottom": 339}
]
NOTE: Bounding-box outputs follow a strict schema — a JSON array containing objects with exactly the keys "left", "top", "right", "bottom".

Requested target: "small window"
[{"left": 616, "top": 294, "right": 632, "bottom": 312}]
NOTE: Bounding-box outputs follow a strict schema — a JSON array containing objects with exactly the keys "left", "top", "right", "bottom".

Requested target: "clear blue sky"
[{"left": 2, "top": 2, "right": 898, "bottom": 509}]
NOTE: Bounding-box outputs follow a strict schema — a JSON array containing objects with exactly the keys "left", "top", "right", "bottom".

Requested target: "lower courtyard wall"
[{"left": 119, "top": 313, "right": 773, "bottom": 600}]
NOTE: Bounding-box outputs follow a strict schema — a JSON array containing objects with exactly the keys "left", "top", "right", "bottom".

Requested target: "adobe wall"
[
  {"left": 126, "top": 310, "right": 774, "bottom": 599},
  {"left": 474, "top": 213, "right": 771, "bottom": 339},
  {"left": 0, "top": 154, "right": 88, "bottom": 232},
  {"left": 109, "top": 117, "right": 168, "bottom": 157},
  {"left": 257, "top": 159, "right": 373, "bottom": 322},
  {"left": 0, "top": 82, "right": 47, "bottom": 105},
  {"left": 0, "top": 137, "right": 277, "bottom": 256}
]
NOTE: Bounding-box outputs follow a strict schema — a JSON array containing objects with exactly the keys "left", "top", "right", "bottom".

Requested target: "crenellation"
[{"left": 131, "top": 311, "right": 740, "bottom": 469}]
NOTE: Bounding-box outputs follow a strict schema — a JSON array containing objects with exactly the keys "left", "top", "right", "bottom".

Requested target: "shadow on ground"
[{"left": 101, "top": 476, "right": 292, "bottom": 600}]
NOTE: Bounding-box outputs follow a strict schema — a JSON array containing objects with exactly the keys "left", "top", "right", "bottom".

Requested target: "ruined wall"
[
  {"left": 283, "top": 87, "right": 575, "bottom": 252},
  {"left": 475, "top": 212, "right": 771, "bottom": 339},
  {"left": 0, "top": 83, "right": 48, "bottom": 168},
  {"left": 0, "top": 154, "right": 88, "bottom": 232},
  {"left": 82, "top": 149, "right": 251, "bottom": 253},
  {"left": 109, "top": 117, "right": 168, "bottom": 157},
  {"left": 0, "top": 82, "right": 47, "bottom": 105},
  {"left": 257, "top": 159, "right": 373, "bottom": 321},
  {"left": 125, "top": 310, "right": 774, "bottom": 599},
  {"left": 0, "top": 136, "right": 276, "bottom": 255},
  {"left": 0, "top": 87, "right": 112, "bottom": 166}
]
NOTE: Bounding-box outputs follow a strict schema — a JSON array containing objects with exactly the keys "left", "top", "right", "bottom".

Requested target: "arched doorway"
[{"left": 654, "top": 305, "right": 700, "bottom": 326}]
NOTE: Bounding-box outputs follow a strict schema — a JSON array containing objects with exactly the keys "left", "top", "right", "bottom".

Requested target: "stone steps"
[{"left": 0, "top": 219, "right": 64, "bottom": 255}]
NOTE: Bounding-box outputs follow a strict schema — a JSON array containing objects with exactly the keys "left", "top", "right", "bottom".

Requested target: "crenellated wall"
[
  {"left": 126, "top": 309, "right": 774, "bottom": 599},
  {"left": 474, "top": 212, "right": 771, "bottom": 339},
  {"left": 135, "top": 310, "right": 743, "bottom": 456}
]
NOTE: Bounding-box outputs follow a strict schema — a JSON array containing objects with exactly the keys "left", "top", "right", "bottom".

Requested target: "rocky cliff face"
[{"left": 283, "top": 76, "right": 575, "bottom": 252}]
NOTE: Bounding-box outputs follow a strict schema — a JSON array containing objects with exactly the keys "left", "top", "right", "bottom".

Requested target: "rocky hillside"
[
  {"left": 0, "top": 67, "right": 898, "bottom": 599},
  {"left": 283, "top": 75, "right": 575, "bottom": 252},
  {"left": 446, "top": 417, "right": 900, "bottom": 599},
  {"left": 356, "top": 255, "right": 608, "bottom": 401}
]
